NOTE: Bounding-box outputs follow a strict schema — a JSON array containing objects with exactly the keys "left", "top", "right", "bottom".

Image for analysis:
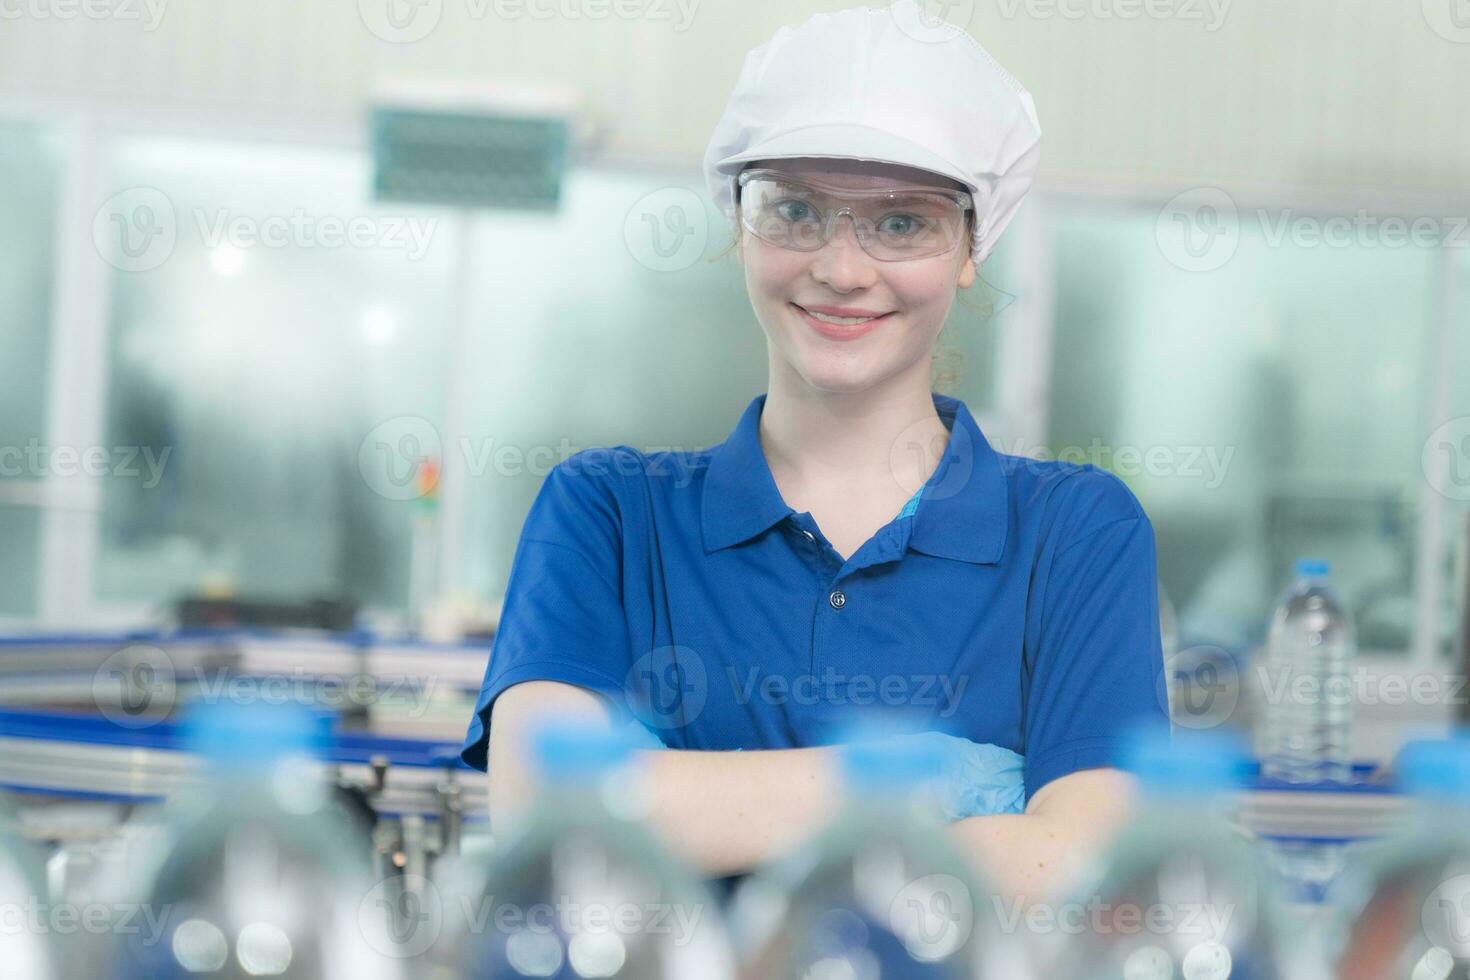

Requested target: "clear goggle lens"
[{"left": 736, "top": 169, "right": 973, "bottom": 262}]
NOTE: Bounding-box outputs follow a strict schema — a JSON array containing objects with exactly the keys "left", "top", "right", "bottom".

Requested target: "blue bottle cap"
[
  {"left": 1118, "top": 722, "right": 1251, "bottom": 796},
  {"left": 181, "top": 699, "right": 334, "bottom": 773},
  {"left": 1397, "top": 736, "right": 1470, "bottom": 799},
  {"left": 1295, "top": 558, "right": 1330, "bottom": 578},
  {"left": 531, "top": 720, "right": 639, "bottom": 781},
  {"left": 839, "top": 734, "right": 945, "bottom": 791}
]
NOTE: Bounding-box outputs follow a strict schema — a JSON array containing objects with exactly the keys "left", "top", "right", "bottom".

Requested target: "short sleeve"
[
  {"left": 458, "top": 451, "right": 634, "bottom": 772},
  {"left": 1021, "top": 475, "right": 1169, "bottom": 800}
]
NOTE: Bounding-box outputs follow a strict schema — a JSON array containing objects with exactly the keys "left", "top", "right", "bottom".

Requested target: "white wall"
[{"left": 2, "top": 0, "right": 1468, "bottom": 199}]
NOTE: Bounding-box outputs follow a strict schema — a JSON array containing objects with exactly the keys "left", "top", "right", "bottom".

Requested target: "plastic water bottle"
[
  {"left": 1257, "top": 558, "right": 1356, "bottom": 784},
  {"left": 0, "top": 798, "right": 57, "bottom": 980},
  {"left": 730, "top": 732, "right": 1029, "bottom": 979},
  {"left": 426, "top": 720, "right": 735, "bottom": 979},
  {"left": 1316, "top": 736, "right": 1470, "bottom": 980},
  {"left": 103, "top": 701, "right": 404, "bottom": 980},
  {"left": 1045, "top": 724, "right": 1293, "bottom": 980}
]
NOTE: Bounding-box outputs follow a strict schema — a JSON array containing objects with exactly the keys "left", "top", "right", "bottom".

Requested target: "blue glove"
[
  {"left": 906, "top": 731, "right": 1026, "bottom": 820},
  {"left": 621, "top": 721, "right": 669, "bottom": 751}
]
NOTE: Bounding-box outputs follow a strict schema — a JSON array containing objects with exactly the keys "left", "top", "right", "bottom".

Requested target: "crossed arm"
[{"left": 488, "top": 680, "right": 1139, "bottom": 903}]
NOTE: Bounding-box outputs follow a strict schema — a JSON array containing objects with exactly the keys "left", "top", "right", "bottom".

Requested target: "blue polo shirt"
[{"left": 460, "top": 391, "right": 1167, "bottom": 803}]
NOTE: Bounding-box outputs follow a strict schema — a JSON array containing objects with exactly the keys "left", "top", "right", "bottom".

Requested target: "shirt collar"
[{"left": 700, "top": 391, "right": 1009, "bottom": 564}]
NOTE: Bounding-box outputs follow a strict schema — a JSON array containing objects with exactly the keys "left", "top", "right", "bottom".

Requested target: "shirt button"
[
  {"left": 803, "top": 530, "right": 816, "bottom": 542},
  {"left": 829, "top": 590, "right": 847, "bottom": 609}
]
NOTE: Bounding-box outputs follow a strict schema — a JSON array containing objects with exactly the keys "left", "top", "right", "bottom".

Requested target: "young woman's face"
[{"left": 738, "top": 157, "right": 977, "bottom": 395}]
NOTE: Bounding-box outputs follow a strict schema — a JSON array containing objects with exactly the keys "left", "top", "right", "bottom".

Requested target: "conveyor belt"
[
  {"left": 0, "top": 630, "right": 1417, "bottom": 850},
  {"left": 0, "top": 629, "right": 491, "bottom": 825}
]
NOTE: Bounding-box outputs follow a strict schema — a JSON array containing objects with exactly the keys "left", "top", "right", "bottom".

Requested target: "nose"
[{"left": 807, "top": 211, "right": 879, "bottom": 292}]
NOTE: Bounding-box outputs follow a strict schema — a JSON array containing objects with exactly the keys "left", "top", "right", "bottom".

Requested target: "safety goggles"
[{"left": 736, "top": 168, "right": 974, "bottom": 262}]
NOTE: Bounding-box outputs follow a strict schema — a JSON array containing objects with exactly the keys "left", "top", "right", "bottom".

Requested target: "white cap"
[{"left": 703, "top": 0, "right": 1042, "bottom": 266}]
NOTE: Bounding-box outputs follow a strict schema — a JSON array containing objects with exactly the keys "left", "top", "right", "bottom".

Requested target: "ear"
[{"left": 957, "top": 251, "right": 977, "bottom": 289}]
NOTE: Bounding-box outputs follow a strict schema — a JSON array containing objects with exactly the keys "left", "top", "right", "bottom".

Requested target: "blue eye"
[
  {"left": 775, "top": 199, "right": 820, "bottom": 223},
  {"left": 877, "top": 213, "right": 928, "bottom": 237}
]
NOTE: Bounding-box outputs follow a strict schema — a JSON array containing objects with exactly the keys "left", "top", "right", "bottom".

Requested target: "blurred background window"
[
  {"left": 0, "top": 120, "right": 63, "bottom": 621},
  {"left": 1440, "top": 249, "right": 1470, "bottom": 662},
  {"left": 98, "top": 135, "right": 459, "bottom": 614},
  {"left": 1046, "top": 201, "right": 1444, "bottom": 660}
]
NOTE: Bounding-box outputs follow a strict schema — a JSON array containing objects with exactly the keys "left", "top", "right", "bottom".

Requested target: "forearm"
[
  {"left": 945, "top": 812, "right": 1088, "bottom": 905},
  {"left": 641, "top": 746, "right": 841, "bottom": 876},
  {"left": 946, "top": 782, "right": 1136, "bottom": 904}
]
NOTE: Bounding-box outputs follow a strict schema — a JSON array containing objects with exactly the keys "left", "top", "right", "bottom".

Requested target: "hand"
[{"left": 907, "top": 730, "right": 1026, "bottom": 821}]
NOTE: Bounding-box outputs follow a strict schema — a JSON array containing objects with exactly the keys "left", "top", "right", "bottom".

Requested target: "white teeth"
[{"left": 804, "top": 309, "right": 880, "bottom": 325}]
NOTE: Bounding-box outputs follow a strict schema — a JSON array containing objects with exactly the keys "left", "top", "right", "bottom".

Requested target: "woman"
[{"left": 460, "top": 1, "right": 1167, "bottom": 901}]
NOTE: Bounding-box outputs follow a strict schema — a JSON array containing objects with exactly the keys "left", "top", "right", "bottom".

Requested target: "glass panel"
[
  {"left": 1047, "top": 200, "right": 1439, "bottom": 656},
  {"left": 0, "top": 120, "right": 64, "bottom": 618},
  {"left": 98, "top": 136, "right": 458, "bottom": 612},
  {"left": 1438, "top": 250, "right": 1470, "bottom": 662},
  {"left": 459, "top": 168, "right": 1013, "bottom": 599}
]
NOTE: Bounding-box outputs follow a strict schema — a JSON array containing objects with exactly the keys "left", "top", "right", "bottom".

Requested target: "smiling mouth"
[{"left": 791, "top": 304, "right": 893, "bottom": 326}]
